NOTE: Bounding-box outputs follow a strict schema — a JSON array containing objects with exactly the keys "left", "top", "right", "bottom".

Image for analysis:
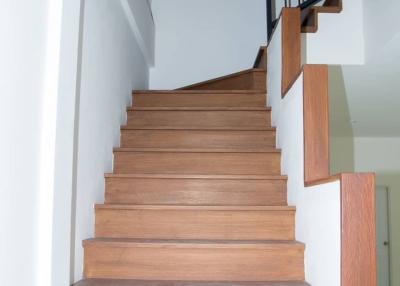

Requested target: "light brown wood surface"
[
  {"left": 74, "top": 280, "right": 310, "bottom": 286},
  {"left": 179, "top": 69, "right": 266, "bottom": 90},
  {"left": 95, "top": 205, "right": 295, "bottom": 240},
  {"left": 253, "top": 46, "right": 268, "bottom": 69},
  {"left": 281, "top": 8, "right": 301, "bottom": 96},
  {"left": 121, "top": 129, "right": 276, "bottom": 149},
  {"left": 113, "top": 150, "right": 281, "bottom": 175},
  {"left": 133, "top": 90, "right": 267, "bottom": 107},
  {"left": 83, "top": 239, "right": 305, "bottom": 281},
  {"left": 105, "top": 174, "right": 287, "bottom": 206},
  {"left": 126, "top": 110, "right": 271, "bottom": 129},
  {"left": 340, "top": 173, "right": 376, "bottom": 286},
  {"left": 302, "top": 65, "right": 329, "bottom": 184}
]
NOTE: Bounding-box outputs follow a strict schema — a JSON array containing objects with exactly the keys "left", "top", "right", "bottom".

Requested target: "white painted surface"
[
  {"left": 303, "top": 0, "right": 364, "bottom": 65},
  {"left": 0, "top": 1, "right": 58, "bottom": 285},
  {"left": 149, "top": 0, "right": 267, "bottom": 89},
  {"left": 52, "top": 0, "right": 83, "bottom": 285},
  {"left": 121, "top": 0, "right": 155, "bottom": 65},
  {"left": 267, "top": 19, "right": 341, "bottom": 285},
  {"left": 72, "top": 0, "right": 151, "bottom": 281}
]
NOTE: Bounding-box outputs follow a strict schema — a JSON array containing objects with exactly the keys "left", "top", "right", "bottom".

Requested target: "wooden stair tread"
[
  {"left": 133, "top": 90, "right": 267, "bottom": 94},
  {"left": 121, "top": 126, "right": 276, "bottom": 131},
  {"left": 104, "top": 174, "right": 287, "bottom": 180},
  {"left": 83, "top": 238, "right": 304, "bottom": 248},
  {"left": 128, "top": 107, "right": 271, "bottom": 111},
  {"left": 113, "top": 147, "right": 281, "bottom": 153},
  {"left": 74, "top": 279, "right": 310, "bottom": 286},
  {"left": 95, "top": 204, "right": 295, "bottom": 211}
]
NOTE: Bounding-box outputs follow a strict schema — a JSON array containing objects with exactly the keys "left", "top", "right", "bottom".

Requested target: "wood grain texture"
[
  {"left": 301, "top": 0, "right": 343, "bottom": 33},
  {"left": 253, "top": 46, "right": 268, "bottom": 69},
  {"left": 133, "top": 91, "right": 267, "bottom": 108},
  {"left": 179, "top": 69, "right": 266, "bottom": 90},
  {"left": 105, "top": 174, "right": 287, "bottom": 206},
  {"left": 113, "top": 151, "right": 281, "bottom": 175},
  {"left": 95, "top": 205, "right": 295, "bottom": 240},
  {"left": 83, "top": 239, "right": 305, "bottom": 281},
  {"left": 302, "top": 65, "right": 329, "bottom": 184},
  {"left": 126, "top": 110, "right": 271, "bottom": 129},
  {"left": 281, "top": 8, "right": 301, "bottom": 96},
  {"left": 74, "top": 279, "right": 311, "bottom": 286},
  {"left": 340, "top": 173, "right": 376, "bottom": 286},
  {"left": 121, "top": 129, "right": 276, "bottom": 149}
]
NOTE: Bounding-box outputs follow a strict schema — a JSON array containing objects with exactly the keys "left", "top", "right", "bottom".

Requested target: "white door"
[{"left": 376, "top": 186, "right": 391, "bottom": 286}]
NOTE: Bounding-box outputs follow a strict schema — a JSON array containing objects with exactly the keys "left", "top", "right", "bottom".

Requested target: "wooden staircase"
[{"left": 75, "top": 64, "right": 309, "bottom": 286}]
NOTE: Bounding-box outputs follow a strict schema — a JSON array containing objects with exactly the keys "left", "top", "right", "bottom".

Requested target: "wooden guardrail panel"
[
  {"left": 340, "top": 173, "right": 376, "bottom": 286},
  {"left": 281, "top": 8, "right": 301, "bottom": 96},
  {"left": 303, "top": 65, "right": 329, "bottom": 184}
]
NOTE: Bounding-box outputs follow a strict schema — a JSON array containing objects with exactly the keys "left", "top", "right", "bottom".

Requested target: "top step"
[
  {"left": 178, "top": 68, "right": 266, "bottom": 90},
  {"left": 133, "top": 90, "right": 266, "bottom": 108}
]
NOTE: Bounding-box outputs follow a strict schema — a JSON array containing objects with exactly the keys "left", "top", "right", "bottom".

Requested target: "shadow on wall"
[{"left": 328, "top": 65, "right": 355, "bottom": 174}]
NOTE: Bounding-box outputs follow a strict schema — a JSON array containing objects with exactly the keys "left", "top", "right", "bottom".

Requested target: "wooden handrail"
[{"left": 270, "top": 7, "right": 377, "bottom": 286}]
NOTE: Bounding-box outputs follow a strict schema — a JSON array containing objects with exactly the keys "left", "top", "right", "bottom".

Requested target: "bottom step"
[
  {"left": 83, "top": 239, "right": 305, "bottom": 281},
  {"left": 74, "top": 280, "right": 310, "bottom": 286}
]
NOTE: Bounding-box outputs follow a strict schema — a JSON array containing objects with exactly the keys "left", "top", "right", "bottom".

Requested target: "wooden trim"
[
  {"left": 302, "top": 65, "right": 329, "bottom": 184},
  {"left": 340, "top": 173, "right": 376, "bottom": 286},
  {"left": 301, "top": 0, "right": 343, "bottom": 33},
  {"left": 177, "top": 68, "right": 265, "bottom": 90},
  {"left": 253, "top": 46, "right": 267, "bottom": 69},
  {"left": 281, "top": 8, "right": 301, "bottom": 96}
]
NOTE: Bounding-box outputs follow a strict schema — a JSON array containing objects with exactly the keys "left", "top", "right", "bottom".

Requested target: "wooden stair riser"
[
  {"left": 95, "top": 206, "right": 295, "bottom": 240},
  {"left": 113, "top": 152, "right": 281, "bottom": 175},
  {"left": 121, "top": 130, "right": 276, "bottom": 149},
  {"left": 133, "top": 92, "right": 266, "bottom": 107},
  {"left": 105, "top": 176, "right": 287, "bottom": 205},
  {"left": 126, "top": 110, "right": 271, "bottom": 129},
  {"left": 83, "top": 241, "right": 305, "bottom": 281}
]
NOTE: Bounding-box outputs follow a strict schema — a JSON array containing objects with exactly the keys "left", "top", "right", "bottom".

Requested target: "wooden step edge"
[
  {"left": 104, "top": 173, "right": 287, "bottom": 180},
  {"left": 74, "top": 279, "right": 311, "bottom": 286},
  {"left": 113, "top": 147, "right": 281, "bottom": 153},
  {"left": 95, "top": 204, "right": 296, "bottom": 211},
  {"left": 83, "top": 238, "right": 305, "bottom": 249},
  {"left": 120, "top": 126, "right": 277, "bottom": 131},
  {"left": 177, "top": 68, "right": 267, "bottom": 90},
  {"left": 133, "top": 90, "right": 267, "bottom": 94},
  {"left": 127, "top": 107, "right": 271, "bottom": 111}
]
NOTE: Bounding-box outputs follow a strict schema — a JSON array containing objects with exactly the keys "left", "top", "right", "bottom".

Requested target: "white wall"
[
  {"left": 150, "top": 0, "right": 267, "bottom": 89},
  {"left": 0, "top": 1, "right": 61, "bottom": 285},
  {"left": 72, "top": 0, "right": 152, "bottom": 281},
  {"left": 302, "top": 0, "right": 365, "bottom": 65},
  {"left": 353, "top": 137, "right": 400, "bottom": 286},
  {"left": 267, "top": 20, "right": 341, "bottom": 285}
]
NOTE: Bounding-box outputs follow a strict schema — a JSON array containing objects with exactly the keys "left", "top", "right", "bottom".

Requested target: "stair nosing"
[
  {"left": 113, "top": 147, "right": 281, "bottom": 153},
  {"left": 74, "top": 279, "right": 310, "bottom": 286},
  {"left": 121, "top": 126, "right": 276, "bottom": 131},
  {"left": 83, "top": 238, "right": 305, "bottom": 249},
  {"left": 133, "top": 90, "right": 267, "bottom": 94},
  {"left": 104, "top": 174, "right": 287, "bottom": 180},
  {"left": 127, "top": 107, "right": 271, "bottom": 111},
  {"left": 95, "top": 204, "right": 295, "bottom": 211}
]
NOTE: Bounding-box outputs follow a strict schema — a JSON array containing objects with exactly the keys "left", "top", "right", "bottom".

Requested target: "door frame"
[{"left": 376, "top": 185, "right": 392, "bottom": 286}]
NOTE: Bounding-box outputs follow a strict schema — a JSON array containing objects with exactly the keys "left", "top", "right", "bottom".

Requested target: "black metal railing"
[{"left": 267, "top": 0, "right": 325, "bottom": 40}]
